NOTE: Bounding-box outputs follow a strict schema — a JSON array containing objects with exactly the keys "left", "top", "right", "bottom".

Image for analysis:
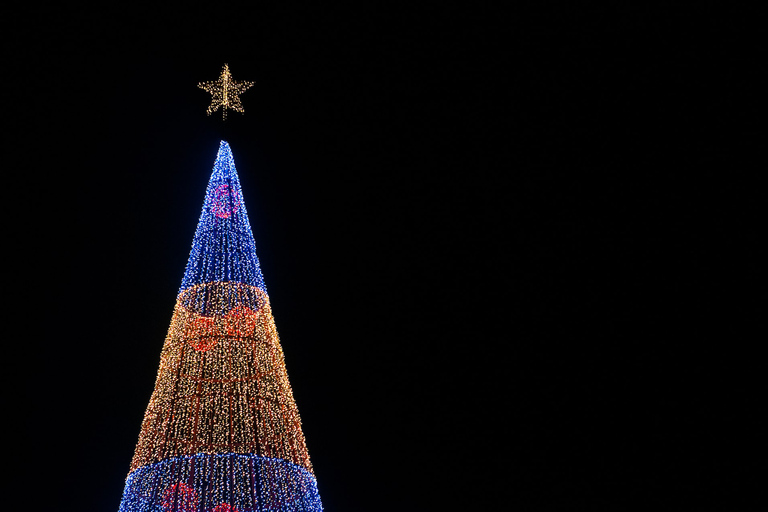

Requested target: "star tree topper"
[{"left": 198, "top": 64, "right": 254, "bottom": 119}]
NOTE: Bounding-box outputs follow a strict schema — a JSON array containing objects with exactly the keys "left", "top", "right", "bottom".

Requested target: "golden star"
[{"left": 198, "top": 64, "right": 254, "bottom": 120}]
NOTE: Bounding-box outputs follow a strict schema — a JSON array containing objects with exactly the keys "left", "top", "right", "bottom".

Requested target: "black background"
[{"left": 6, "top": 2, "right": 759, "bottom": 511}]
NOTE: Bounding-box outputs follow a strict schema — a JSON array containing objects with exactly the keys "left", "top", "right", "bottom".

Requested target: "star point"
[{"left": 198, "top": 64, "right": 254, "bottom": 120}]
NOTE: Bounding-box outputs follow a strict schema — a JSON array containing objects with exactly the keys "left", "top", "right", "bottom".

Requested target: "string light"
[
  {"left": 118, "top": 141, "right": 322, "bottom": 511},
  {"left": 198, "top": 64, "right": 254, "bottom": 120}
]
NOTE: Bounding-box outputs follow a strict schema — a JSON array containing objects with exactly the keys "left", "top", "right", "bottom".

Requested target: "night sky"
[{"left": 8, "top": 3, "right": 758, "bottom": 511}]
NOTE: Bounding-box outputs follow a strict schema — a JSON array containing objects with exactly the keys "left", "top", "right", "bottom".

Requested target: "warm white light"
[{"left": 198, "top": 64, "right": 254, "bottom": 120}]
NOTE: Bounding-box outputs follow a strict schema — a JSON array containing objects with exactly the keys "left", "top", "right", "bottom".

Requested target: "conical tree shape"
[{"left": 118, "top": 141, "right": 323, "bottom": 512}]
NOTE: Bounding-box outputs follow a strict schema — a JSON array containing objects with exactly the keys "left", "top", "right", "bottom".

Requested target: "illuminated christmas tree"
[{"left": 118, "top": 141, "right": 323, "bottom": 512}]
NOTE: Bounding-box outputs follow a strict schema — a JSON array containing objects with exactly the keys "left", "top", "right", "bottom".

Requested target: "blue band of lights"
[
  {"left": 180, "top": 141, "right": 267, "bottom": 295},
  {"left": 118, "top": 453, "right": 322, "bottom": 512}
]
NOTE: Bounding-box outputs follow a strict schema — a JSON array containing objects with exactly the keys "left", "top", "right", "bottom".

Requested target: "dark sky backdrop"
[{"left": 7, "top": 3, "right": 759, "bottom": 511}]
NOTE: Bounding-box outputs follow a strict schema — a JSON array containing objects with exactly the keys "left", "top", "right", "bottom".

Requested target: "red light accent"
[
  {"left": 161, "top": 482, "right": 198, "bottom": 512},
  {"left": 224, "top": 307, "right": 258, "bottom": 337},
  {"left": 186, "top": 316, "right": 217, "bottom": 351},
  {"left": 212, "top": 504, "right": 239, "bottom": 512},
  {"left": 184, "top": 307, "right": 260, "bottom": 352},
  {"left": 210, "top": 184, "right": 239, "bottom": 219}
]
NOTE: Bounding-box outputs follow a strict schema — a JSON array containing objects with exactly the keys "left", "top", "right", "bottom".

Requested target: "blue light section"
[
  {"left": 118, "top": 453, "right": 323, "bottom": 512},
  {"left": 179, "top": 141, "right": 267, "bottom": 295}
]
